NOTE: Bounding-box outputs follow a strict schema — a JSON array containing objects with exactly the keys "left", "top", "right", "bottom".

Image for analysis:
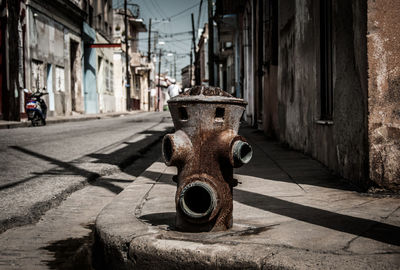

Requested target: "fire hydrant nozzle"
[
  {"left": 232, "top": 140, "right": 253, "bottom": 167},
  {"left": 162, "top": 130, "right": 193, "bottom": 167},
  {"left": 179, "top": 181, "right": 217, "bottom": 219},
  {"left": 162, "top": 86, "right": 253, "bottom": 232}
]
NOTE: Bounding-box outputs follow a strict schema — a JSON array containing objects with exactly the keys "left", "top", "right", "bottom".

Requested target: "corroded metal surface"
[
  {"left": 162, "top": 86, "right": 253, "bottom": 232},
  {"left": 179, "top": 85, "right": 233, "bottom": 97}
]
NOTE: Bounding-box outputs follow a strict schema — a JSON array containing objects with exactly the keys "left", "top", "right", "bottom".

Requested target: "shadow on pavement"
[
  {"left": 238, "top": 128, "right": 361, "bottom": 192},
  {"left": 234, "top": 188, "right": 400, "bottom": 246},
  {"left": 139, "top": 170, "right": 400, "bottom": 247},
  {"left": 41, "top": 223, "right": 95, "bottom": 270},
  {"left": 5, "top": 126, "right": 170, "bottom": 195}
]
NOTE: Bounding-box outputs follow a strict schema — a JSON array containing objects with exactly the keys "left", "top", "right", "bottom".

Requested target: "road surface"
[{"left": 0, "top": 111, "right": 173, "bottom": 233}]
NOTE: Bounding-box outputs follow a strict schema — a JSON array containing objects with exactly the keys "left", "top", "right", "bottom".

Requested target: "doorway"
[
  {"left": 70, "top": 40, "right": 79, "bottom": 112},
  {"left": 47, "top": 64, "right": 55, "bottom": 112}
]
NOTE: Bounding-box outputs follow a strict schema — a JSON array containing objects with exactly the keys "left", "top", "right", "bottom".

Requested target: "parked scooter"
[{"left": 24, "top": 87, "right": 48, "bottom": 126}]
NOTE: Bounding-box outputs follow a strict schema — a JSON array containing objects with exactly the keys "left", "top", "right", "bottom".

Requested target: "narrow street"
[
  {"left": 0, "top": 112, "right": 167, "bottom": 188},
  {"left": 0, "top": 112, "right": 173, "bottom": 234},
  {"left": 0, "top": 112, "right": 173, "bottom": 269},
  {"left": 1, "top": 0, "right": 399, "bottom": 269}
]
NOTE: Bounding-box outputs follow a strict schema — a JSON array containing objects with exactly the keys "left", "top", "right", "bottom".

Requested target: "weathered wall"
[
  {"left": 276, "top": 0, "right": 369, "bottom": 188},
  {"left": 242, "top": 1, "right": 255, "bottom": 125},
  {"left": 69, "top": 34, "right": 84, "bottom": 113},
  {"left": 367, "top": 0, "right": 400, "bottom": 191},
  {"left": 96, "top": 32, "right": 115, "bottom": 113},
  {"left": 1, "top": 0, "right": 21, "bottom": 121},
  {"left": 113, "top": 51, "right": 126, "bottom": 112},
  {"left": 27, "top": 7, "right": 84, "bottom": 117},
  {"left": 139, "top": 70, "right": 149, "bottom": 110},
  {"left": 263, "top": 65, "right": 279, "bottom": 138}
]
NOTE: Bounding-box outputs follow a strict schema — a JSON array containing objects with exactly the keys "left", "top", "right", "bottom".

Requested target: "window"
[
  {"left": 320, "top": 0, "right": 333, "bottom": 120},
  {"left": 89, "top": 6, "right": 93, "bottom": 26},
  {"left": 110, "top": 63, "right": 113, "bottom": 92},
  {"left": 55, "top": 66, "right": 65, "bottom": 92},
  {"left": 97, "top": 14, "right": 102, "bottom": 29},
  {"left": 134, "top": 74, "right": 140, "bottom": 93},
  {"left": 31, "top": 60, "right": 44, "bottom": 91},
  {"left": 105, "top": 60, "right": 109, "bottom": 90}
]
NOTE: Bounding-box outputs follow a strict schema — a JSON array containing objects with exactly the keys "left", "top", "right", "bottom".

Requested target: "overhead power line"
[
  {"left": 129, "top": 36, "right": 192, "bottom": 42},
  {"left": 148, "top": 0, "right": 167, "bottom": 20},
  {"left": 157, "top": 30, "right": 192, "bottom": 36},
  {"left": 168, "top": 3, "right": 201, "bottom": 20}
]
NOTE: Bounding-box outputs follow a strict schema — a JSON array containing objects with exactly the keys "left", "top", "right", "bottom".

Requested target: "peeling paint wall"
[
  {"left": 138, "top": 70, "right": 149, "bottom": 110},
  {"left": 367, "top": 0, "right": 400, "bottom": 191},
  {"left": 69, "top": 35, "right": 84, "bottom": 113},
  {"left": 113, "top": 51, "right": 126, "bottom": 112},
  {"left": 242, "top": 1, "right": 255, "bottom": 125},
  {"left": 26, "top": 6, "right": 83, "bottom": 117},
  {"left": 28, "top": 9, "right": 67, "bottom": 116},
  {"left": 96, "top": 32, "right": 115, "bottom": 113},
  {"left": 275, "top": 0, "right": 369, "bottom": 188}
]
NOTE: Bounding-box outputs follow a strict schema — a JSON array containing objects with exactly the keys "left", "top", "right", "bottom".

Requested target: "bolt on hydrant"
[{"left": 162, "top": 86, "right": 253, "bottom": 232}]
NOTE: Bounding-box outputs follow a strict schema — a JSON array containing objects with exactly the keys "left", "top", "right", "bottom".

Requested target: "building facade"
[
  {"left": 0, "top": 0, "right": 23, "bottom": 121},
  {"left": 198, "top": 23, "right": 209, "bottom": 85},
  {"left": 213, "top": 0, "right": 400, "bottom": 192},
  {"left": 1, "top": 0, "right": 156, "bottom": 118},
  {"left": 181, "top": 64, "right": 194, "bottom": 89},
  {"left": 113, "top": 8, "right": 150, "bottom": 111},
  {"left": 24, "top": 0, "right": 87, "bottom": 117}
]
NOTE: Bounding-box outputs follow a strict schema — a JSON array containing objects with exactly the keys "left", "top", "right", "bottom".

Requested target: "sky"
[{"left": 113, "top": 0, "right": 209, "bottom": 82}]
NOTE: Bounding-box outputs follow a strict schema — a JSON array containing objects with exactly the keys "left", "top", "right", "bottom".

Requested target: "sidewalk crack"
[{"left": 134, "top": 166, "right": 168, "bottom": 219}]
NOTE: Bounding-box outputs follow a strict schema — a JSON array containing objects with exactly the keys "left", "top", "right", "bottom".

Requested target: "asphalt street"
[
  {"left": 0, "top": 111, "right": 173, "bottom": 233},
  {"left": 0, "top": 115, "right": 172, "bottom": 269},
  {"left": 0, "top": 112, "right": 169, "bottom": 188}
]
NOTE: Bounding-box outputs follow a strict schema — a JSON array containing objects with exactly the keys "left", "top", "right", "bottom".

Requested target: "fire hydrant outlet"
[
  {"left": 179, "top": 181, "right": 217, "bottom": 219},
  {"left": 162, "top": 135, "right": 173, "bottom": 164},
  {"left": 232, "top": 140, "right": 253, "bottom": 167},
  {"left": 162, "top": 130, "right": 193, "bottom": 166}
]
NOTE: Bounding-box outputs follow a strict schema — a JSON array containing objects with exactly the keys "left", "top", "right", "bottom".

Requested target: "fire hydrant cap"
[{"left": 168, "top": 86, "right": 248, "bottom": 105}]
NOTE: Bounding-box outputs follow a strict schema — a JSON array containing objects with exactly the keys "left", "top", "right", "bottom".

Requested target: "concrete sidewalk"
[
  {"left": 0, "top": 111, "right": 142, "bottom": 129},
  {"left": 95, "top": 126, "right": 400, "bottom": 269}
]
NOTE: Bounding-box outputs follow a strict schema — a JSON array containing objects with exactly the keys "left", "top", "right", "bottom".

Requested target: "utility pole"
[
  {"left": 174, "top": 54, "right": 176, "bottom": 79},
  {"left": 124, "top": 0, "right": 130, "bottom": 110},
  {"left": 153, "top": 31, "right": 158, "bottom": 52},
  {"left": 191, "top": 13, "right": 200, "bottom": 85},
  {"left": 208, "top": 0, "right": 214, "bottom": 86},
  {"left": 157, "top": 49, "right": 162, "bottom": 111},
  {"left": 191, "top": 13, "right": 196, "bottom": 51},
  {"left": 197, "top": 0, "right": 204, "bottom": 31},
  {"left": 189, "top": 50, "right": 193, "bottom": 87},
  {"left": 147, "top": 18, "right": 152, "bottom": 62},
  {"left": 147, "top": 18, "right": 152, "bottom": 111}
]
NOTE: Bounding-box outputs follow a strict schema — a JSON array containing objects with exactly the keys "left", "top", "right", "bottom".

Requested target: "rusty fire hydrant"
[{"left": 162, "top": 86, "right": 253, "bottom": 232}]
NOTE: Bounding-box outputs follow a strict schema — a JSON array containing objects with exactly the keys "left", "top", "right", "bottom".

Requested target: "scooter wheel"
[{"left": 32, "top": 115, "right": 41, "bottom": 127}]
